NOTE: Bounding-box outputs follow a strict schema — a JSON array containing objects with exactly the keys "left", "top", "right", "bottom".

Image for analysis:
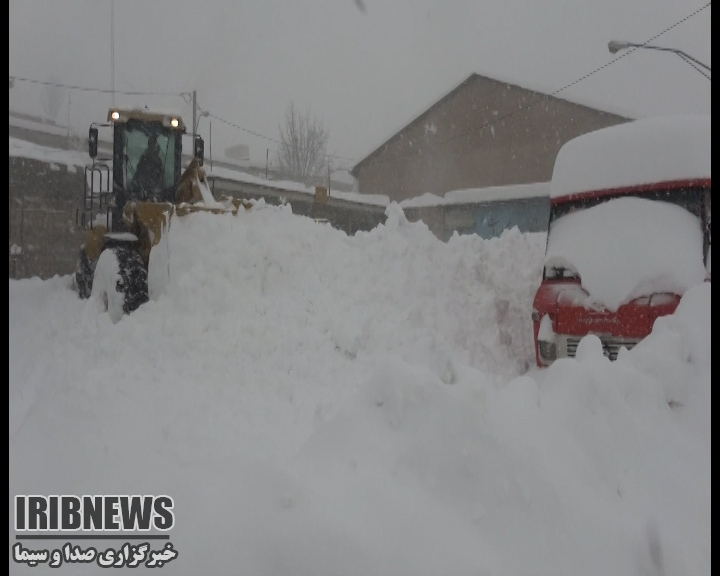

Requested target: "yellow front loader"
[{"left": 74, "top": 107, "right": 250, "bottom": 321}]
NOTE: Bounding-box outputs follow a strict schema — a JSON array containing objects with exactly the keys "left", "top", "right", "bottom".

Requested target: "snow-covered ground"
[{"left": 9, "top": 203, "right": 710, "bottom": 575}]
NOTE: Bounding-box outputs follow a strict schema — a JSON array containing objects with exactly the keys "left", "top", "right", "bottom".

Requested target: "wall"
[
  {"left": 402, "top": 196, "right": 550, "bottom": 242},
  {"left": 7, "top": 157, "right": 388, "bottom": 280},
  {"left": 9, "top": 157, "right": 86, "bottom": 279},
  {"left": 207, "top": 176, "right": 388, "bottom": 236}
]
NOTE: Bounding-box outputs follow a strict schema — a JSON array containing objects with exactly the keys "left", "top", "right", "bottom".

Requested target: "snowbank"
[
  {"left": 545, "top": 196, "right": 707, "bottom": 311},
  {"left": 8, "top": 204, "right": 710, "bottom": 575},
  {"left": 9, "top": 136, "right": 89, "bottom": 169}
]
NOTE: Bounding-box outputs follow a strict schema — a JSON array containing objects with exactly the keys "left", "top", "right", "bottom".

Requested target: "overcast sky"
[{"left": 9, "top": 0, "right": 711, "bottom": 169}]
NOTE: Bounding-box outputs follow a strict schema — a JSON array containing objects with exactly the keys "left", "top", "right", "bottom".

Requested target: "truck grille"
[{"left": 561, "top": 335, "right": 642, "bottom": 361}]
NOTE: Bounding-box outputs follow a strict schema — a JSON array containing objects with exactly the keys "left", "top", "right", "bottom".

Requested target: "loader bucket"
[{"left": 123, "top": 201, "right": 174, "bottom": 268}]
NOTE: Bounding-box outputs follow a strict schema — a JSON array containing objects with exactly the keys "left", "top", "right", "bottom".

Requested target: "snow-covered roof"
[
  {"left": 9, "top": 134, "right": 551, "bottom": 210},
  {"left": 9, "top": 136, "right": 90, "bottom": 169},
  {"left": 208, "top": 165, "right": 390, "bottom": 207},
  {"left": 551, "top": 115, "right": 711, "bottom": 200}
]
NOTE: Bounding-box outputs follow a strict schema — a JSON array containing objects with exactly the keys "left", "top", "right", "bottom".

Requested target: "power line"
[
  {"left": 8, "top": 75, "right": 188, "bottom": 97},
  {"left": 201, "top": 109, "right": 279, "bottom": 143},
  {"left": 10, "top": 83, "right": 358, "bottom": 161},
  {"left": 197, "top": 105, "right": 357, "bottom": 163},
  {"left": 17, "top": 0, "right": 703, "bottom": 169},
  {"left": 676, "top": 53, "right": 712, "bottom": 80},
  {"left": 360, "top": 2, "right": 711, "bottom": 169},
  {"left": 9, "top": 75, "right": 358, "bottom": 164},
  {"left": 552, "top": 2, "right": 710, "bottom": 94}
]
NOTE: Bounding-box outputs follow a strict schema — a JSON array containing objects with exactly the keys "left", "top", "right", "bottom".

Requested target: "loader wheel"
[
  {"left": 91, "top": 246, "right": 149, "bottom": 323},
  {"left": 75, "top": 247, "right": 95, "bottom": 299}
]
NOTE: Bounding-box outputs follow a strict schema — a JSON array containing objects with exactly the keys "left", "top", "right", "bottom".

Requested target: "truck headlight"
[{"left": 538, "top": 340, "right": 557, "bottom": 363}]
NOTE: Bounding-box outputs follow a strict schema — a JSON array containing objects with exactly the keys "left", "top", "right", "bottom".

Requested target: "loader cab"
[
  {"left": 83, "top": 108, "right": 205, "bottom": 233},
  {"left": 118, "top": 121, "right": 182, "bottom": 200},
  {"left": 106, "top": 109, "right": 186, "bottom": 220}
]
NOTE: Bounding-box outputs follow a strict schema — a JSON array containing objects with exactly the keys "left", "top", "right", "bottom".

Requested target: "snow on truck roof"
[{"left": 550, "top": 115, "right": 711, "bottom": 200}]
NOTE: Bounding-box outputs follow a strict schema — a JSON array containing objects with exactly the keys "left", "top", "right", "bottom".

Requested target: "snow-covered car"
[{"left": 532, "top": 115, "right": 711, "bottom": 366}]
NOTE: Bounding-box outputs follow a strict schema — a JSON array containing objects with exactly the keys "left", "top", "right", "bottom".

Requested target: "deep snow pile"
[
  {"left": 545, "top": 196, "right": 707, "bottom": 311},
  {"left": 9, "top": 203, "right": 710, "bottom": 575}
]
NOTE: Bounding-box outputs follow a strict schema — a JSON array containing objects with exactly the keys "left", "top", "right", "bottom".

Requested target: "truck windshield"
[
  {"left": 546, "top": 186, "right": 709, "bottom": 280},
  {"left": 123, "top": 124, "right": 178, "bottom": 194},
  {"left": 544, "top": 189, "right": 709, "bottom": 310},
  {"left": 549, "top": 186, "right": 707, "bottom": 224}
]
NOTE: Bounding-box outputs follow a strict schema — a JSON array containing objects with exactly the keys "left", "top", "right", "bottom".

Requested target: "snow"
[
  {"left": 537, "top": 313, "right": 555, "bottom": 342},
  {"left": 209, "top": 164, "right": 390, "bottom": 207},
  {"left": 551, "top": 115, "right": 711, "bottom": 199},
  {"left": 194, "top": 173, "right": 221, "bottom": 207},
  {"left": 9, "top": 114, "right": 69, "bottom": 137},
  {"left": 329, "top": 169, "right": 357, "bottom": 186},
  {"left": 9, "top": 202, "right": 710, "bottom": 575},
  {"left": 545, "top": 196, "right": 707, "bottom": 311},
  {"left": 9, "top": 136, "right": 89, "bottom": 170},
  {"left": 89, "top": 248, "right": 126, "bottom": 324},
  {"left": 111, "top": 104, "right": 186, "bottom": 118},
  {"left": 104, "top": 232, "right": 138, "bottom": 242}
]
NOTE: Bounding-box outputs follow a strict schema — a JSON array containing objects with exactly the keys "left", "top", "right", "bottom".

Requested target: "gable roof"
[{"left": 350, "top": 73, "right": 630, "bottom": 177}]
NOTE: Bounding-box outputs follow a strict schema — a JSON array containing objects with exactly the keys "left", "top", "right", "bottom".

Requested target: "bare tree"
[
  {"left": 40, "top": 79, "right": 65, "bottom": 123},
  {"left": 276, "top": 102, "right": 329, "bottom": 185}
]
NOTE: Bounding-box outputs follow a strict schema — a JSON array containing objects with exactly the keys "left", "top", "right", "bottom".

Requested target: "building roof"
[{"left": 350, "top": 73, "right": 629, "bottom": 177}]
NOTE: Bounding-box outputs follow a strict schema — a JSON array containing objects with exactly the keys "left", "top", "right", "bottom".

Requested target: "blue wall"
[
  {"left": 441, "top": 197, "right": 550, "bottom": 240},
  {"left": 474, "top": 197, "right": 550, "bottom": 239}
]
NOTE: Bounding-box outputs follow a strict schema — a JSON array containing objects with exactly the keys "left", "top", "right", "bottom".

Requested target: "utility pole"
[
  {"left": 265, "top": 149, "right": 269, "bottom": 178},
  {"left": 110, "top": 0, "right": 115, "bottom": 106},
  {"left": 192, "top": 90, "right": 197, "bottom": 146},
  {"left": 209, "top": 120, "right": 212, "bottom": 171},
  {"left": 66, "top": 91, "right": 71, "bottom": 147}
]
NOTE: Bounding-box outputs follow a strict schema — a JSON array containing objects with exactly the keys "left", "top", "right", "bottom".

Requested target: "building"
[
  {"left": 399, "top": 182, "right": 551, "bottom": 241},
  {"left": 351, "top": 73, "right": 630, "bottom": 202}
]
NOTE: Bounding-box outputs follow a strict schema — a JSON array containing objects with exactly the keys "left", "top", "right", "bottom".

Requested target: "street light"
[{"left": 608, "top": 40, "right": 710, "bottom": 80}]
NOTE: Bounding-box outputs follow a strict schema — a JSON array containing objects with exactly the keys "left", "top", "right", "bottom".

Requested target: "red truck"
[{"left": 532, "top": 116, "right": 711, "bottom": 366}]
